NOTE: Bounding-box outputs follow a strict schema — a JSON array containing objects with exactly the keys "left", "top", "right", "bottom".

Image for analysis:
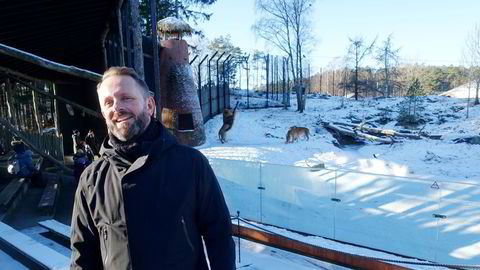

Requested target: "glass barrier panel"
[
  {"left": 332, "top": 169, "right": 439, "bottom": 261},
  {"left": 208, "top": 158, "right": 261, "bottom": 221},
  {"left": 435, "top": 181, "right": 480, "bottom": 265},
  {"left": 208, "top": 158, "right": 480, "bottom": 265},
  {"left": 259, "top": 163, "right": 336, "bottom": 239}
]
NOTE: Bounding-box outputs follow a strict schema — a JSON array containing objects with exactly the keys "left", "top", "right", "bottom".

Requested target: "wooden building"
[{"left": 0, "top": 0, "right": 161, "bottom": 160}]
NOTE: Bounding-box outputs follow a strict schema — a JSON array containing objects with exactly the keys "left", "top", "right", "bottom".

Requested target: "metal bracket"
[{"left": 433, "top": 214, "right": 447, "bottom": 219}]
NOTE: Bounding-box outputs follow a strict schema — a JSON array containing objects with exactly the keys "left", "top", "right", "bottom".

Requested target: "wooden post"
[
  {"left": 52, "top": 84, "right": 61, "bottom": 137},
  {"left": 101, "top": 24, "right": 110, "bottom": 69},
  {"left": 124, "top": 0, "right": 132, "bottom": 67},
  {"left": 149, "top": 0, "right": 161, "bottom": 118},
  {"left": 5, "top": 78, "right": 18, "bottom": 130},
  {"left": 116, "top": 0, "right": 125, "bottom": 66},
  {"left": 32, "top": 81, "right": 42, "bottom": 133},
  {"left": 130, "top": 0, "right": 144, "bottom": 79},
  {"left": 0, "top": 80, "right": 5, "bottom": 119}
]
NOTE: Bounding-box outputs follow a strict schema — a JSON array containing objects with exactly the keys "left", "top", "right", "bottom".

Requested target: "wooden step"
[
  {"left": 0, "top": 222, "right": 69, "bottom": 270},
  {"left": 38, "top": 174, "right": 60, "bottom": 216},
  {"left": 0, "top": 178, "right": 29, "bottom": 220},
  {"left": 38, "top": 219, "right": 70, "bottom": 242}
]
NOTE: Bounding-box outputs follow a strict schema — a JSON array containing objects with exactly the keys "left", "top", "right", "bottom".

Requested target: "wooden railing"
[{"left": 0, "top": 128, "right": 64, "bottom": 163}]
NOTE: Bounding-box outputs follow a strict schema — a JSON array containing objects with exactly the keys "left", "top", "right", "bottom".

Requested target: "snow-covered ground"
[
  {"left": 197, "top": 90, "right": 480, "bottom": 268},
  {"left": 201, "top": 91, "right": 480, "bottom": 180}
]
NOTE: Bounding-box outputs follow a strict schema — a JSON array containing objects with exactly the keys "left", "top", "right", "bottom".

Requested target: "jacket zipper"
[
  {"left": 103, "top": 226, "right": 109, "bottom": 266},
  {"left": 181, "top": 216, "right": 195, "bottom": 252}
]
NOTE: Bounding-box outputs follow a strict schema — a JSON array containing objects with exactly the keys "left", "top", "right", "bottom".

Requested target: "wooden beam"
[
  {"left": 232, "top": 224, "right": 409, "bottom": 270},
  {"left": 149, "top": 0, "right": 161, "bottom": 118},
  {"left": 116, "top": 0, "right": 125, "bottom": 66},
  {"left": 32, "top": 81, "right": 42, "bottom": 133},
  {"left": 6, "top": 74, "right": 102, "bottom": 119},
  {"left": 100, "top": 23, "right": 111, "bottom": 70},
  {"left": 124, "top": 2, "right": 132, "bottom": 67},
  {"left": 130, "top": 0, "right": 145, "bottom": 79},
  {"left": 0, "top": 118, "right": 72, "bottom": 174},
  {"left": 0, "top": 42, "right": 101, "bottom": 82},
  {"left": 5, "top": 78, "right": 18, "bottom": 129},
  {"left": 52, "top": 84, "right": 61, "bottom": 137}
]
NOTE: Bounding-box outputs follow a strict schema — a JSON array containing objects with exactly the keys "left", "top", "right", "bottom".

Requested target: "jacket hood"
[
  {"left": 15, "top": 149, "right": 32, "bottom": 160},
  {"left": 99, "top": 120, "right": 177, "bottom": 161}
]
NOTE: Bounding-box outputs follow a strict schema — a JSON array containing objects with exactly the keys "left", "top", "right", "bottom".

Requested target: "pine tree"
[
  {"left": 139, "top": 0, "right": 216, "bottom": 35},
  {"left": 398, "top": 78, "right": 425, "bottom": 125}
]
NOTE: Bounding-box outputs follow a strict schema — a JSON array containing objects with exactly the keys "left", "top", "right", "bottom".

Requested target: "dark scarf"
[{"left": 108, "top": 118, "right": 162, "bottom": 163}]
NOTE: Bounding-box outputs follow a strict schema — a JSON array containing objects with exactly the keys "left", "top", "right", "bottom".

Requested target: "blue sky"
[{"left": 195, "top": 0, "right": 480, "bottom": 69}]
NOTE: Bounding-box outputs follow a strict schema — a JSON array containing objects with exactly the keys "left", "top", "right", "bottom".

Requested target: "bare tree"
[
  {"left": 253, "top": 0, "right": 314, "bottom": 112},
  {"left": 464, "top": 23, "right": 480, "bottom": 105},
  {"left": 376, "top": 34, "right": 400, "bottom": 97},
  {"left": 347, "top": 36, "right": 376, "bottom": 100}
]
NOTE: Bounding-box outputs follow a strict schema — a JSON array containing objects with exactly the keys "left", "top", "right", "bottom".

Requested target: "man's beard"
[{"left": 107, "top": 109, "right": 150, "bottom": 142}]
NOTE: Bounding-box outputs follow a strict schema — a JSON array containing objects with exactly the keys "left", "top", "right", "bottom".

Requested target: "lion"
[
  {"left": 218, "top": 101, "right": 239, "bottom": 143},
  {"left": 285, "top": 126, "right": 310, "bottom": 143}
]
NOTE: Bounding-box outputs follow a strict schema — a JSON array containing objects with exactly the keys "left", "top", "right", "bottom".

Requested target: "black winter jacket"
[{"left": 70, "top": 123, "right": 235, "bottom": 269}]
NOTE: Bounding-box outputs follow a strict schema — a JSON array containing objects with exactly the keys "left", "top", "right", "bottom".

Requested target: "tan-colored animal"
[
  {"left": 285, "top": 126, "right": 310, "bottom": 143},
  {"left": 218, "top": 102, "right": 239, "bottom": 143}
]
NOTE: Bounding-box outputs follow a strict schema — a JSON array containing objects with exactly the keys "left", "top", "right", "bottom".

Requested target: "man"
[
  {"left": 70, "top": 67, "right": 235, "bottom": 269},
  {"left": 84, "top": 129, "right": 100, "bottom": 157}
]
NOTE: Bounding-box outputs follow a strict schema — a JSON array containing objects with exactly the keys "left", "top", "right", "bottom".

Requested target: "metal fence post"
[
  {"left": 198, "top": 55, "right": 208, "bottom": 113},
  {"left": 189, "top": 55, "right": 198, "bottom": 65},
  {"left": 244, "top": 55, "right": 250, "bottom": 109},
  {"left": 276, "top": 56, "right": 279, "bottom": 101},
  {"left": 266, "top": 54, "right": 269, "bottom": 108},
  {"left": 222, "top": 54, "right": 232, "bottom": 109},
  {"left": 208, "top": 51, "right": 218, "bottom": 121},
  {"left": 216, "top": 52, "right": 226, "bottom": 114}
]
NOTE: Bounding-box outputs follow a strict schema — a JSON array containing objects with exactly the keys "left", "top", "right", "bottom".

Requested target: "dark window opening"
[{"left": 177, "top": 113, "right": 194, "bottom": 131}]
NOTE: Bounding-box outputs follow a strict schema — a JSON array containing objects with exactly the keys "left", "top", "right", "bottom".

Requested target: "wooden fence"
[{"left": 0, "top": 128, "right": 63, "bottom": 163}]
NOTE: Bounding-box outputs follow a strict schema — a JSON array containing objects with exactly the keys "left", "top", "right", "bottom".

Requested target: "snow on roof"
[{"left": 157, "top": 17, "right": 192, "bottom": 34}]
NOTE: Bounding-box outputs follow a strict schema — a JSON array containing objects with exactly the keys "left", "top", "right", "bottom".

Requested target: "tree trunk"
[
  {"left": 324, "top": 122, "right": 395, "bottom": 144},
  {"left": 302, "top": 84, "right": 307, "bottom": 112},
  {"left": 130, "top": 0, "right": 145, "bottom": 79},
  {"left": 475, "top": 80, "right": 480, "bottom": 105},
  {"left": 384, "top": 47, "right": 389, "bottom": 97},
  {"left": 354, "top": 61, "right": 359, "bottom": 100}
]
